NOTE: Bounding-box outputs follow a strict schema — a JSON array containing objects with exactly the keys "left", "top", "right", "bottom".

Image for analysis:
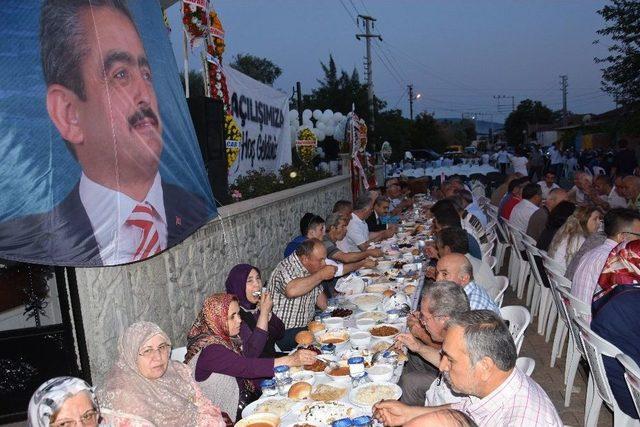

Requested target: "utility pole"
[
  {"left": 356, "top": 15, "right": 382, "bottom": 134},
  {"left": 408, "top": 84, "right": 414, "bottom": 120},
  {"left": 560, "top": 75, "right": 568, "bottom": 126},
  {"left": 493, "top": 95, "right": 515, "bottom": 112}
]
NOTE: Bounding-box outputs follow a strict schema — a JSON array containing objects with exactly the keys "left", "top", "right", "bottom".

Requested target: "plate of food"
[
  {"left": 297, "top": 401, "right": 362, "bottom": 426},
  {"left": 242, "top": 396, "right": 299, "bottom": 419},
  {"left": 383, "top": 268, "right": 401, "bottom": 280},
  {"left": 369, "top": 324, "right": 400, "bottom": 340},
  {"left": 324, "top": 363, "right": 351, "bottom": 382},
  {"left": 348, "top": 293, "right": 383, "bottom": 311},
  {"left": 355, "top": 311, "right": 388, "bottom": 322},
  {"left": 309, "top": 381, "right": 348, "bottom": 401},
  {"left": 349, "top": 382, "right": 402, "bottom": 408}
]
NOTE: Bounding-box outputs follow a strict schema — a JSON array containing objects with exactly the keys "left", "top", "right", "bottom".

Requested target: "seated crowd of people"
[{"left": 29, "top": 161, "right": 640, "bottom": 426}]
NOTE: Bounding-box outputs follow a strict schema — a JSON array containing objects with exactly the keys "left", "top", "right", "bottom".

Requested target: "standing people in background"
[
  {"left": 495, "top": 148, "right": 510, "bottom": 175},
  {"left": 283, "top": 213, "right": 325, "bottom": 257},
  {"left": 611, "top": 139, "right": 638, "bottom": 177},
  {"left": 538, "top": 171, "right": 560, "bottom": 200},
  {"left": 548, "top": 143, "right": 563, "bottom": 176},
  {"left": 528, "top": 146, "right": 544, "bottom": 181},
  {"left": 509, "top": 147, "right": 529, "bottom": 176},
  {"left": 267, "top": 239, "right": 336, "bottom": 349}
]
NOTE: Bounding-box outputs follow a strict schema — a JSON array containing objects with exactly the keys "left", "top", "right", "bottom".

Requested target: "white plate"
[
  {"left": 348, "top": 382, "right": 402, "bottom": 408},
  {"left": 242, "top": 396, "right": 300, "bottom": 419},
  {"left": 323, "top": 365, "right": 351, "bottom": 383},
  {"left": 348, "top": 293, "right": 384, "bottom": 311},
  {"left": 355, "top": 311, "right": 388, "bottom": 322},
  {"left": 297, "top": 401, "right": 362, "bottom": 426}
]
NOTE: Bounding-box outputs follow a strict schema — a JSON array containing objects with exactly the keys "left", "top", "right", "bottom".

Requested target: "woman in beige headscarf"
[{"left": 97, "top": 321, "right": 226, "bottom": 427}]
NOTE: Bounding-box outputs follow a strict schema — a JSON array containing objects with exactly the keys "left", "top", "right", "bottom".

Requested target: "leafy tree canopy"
[
  {"left": 504, "top": 99, "right": 554, "bottom": 146},
  {"left": 229, "top": 53, "right": 282, "bottom": 85}
]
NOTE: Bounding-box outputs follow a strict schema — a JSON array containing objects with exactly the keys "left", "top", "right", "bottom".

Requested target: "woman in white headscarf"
[
  {"left": 28, "top": 376, "right": 99, "bottom": 426},
  {"left": 97, "top": 321, "right": 227, "bottom": 427}
]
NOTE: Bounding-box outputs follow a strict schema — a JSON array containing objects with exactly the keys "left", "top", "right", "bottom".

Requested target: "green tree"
[
  {"left": 595, "top": 0, "right": 640, "bottom": 106},
  {"left": 179, "top": 70, "right": 205, "bottom": 97},
  {"left": 229, "top": 53, "right": 282, "bottom": 85},
  {"left": 408, "top": 113, "right": 448, "bottom": 153},
  {"left": 504, "top": 99, "right": 554, "bottom": 146},
  {"left": 375, "top": 109, "right": 412, "bottom": 161}
]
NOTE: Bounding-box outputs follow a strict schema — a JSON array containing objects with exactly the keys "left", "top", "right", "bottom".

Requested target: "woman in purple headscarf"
[{"left": 225, "top": 264, "right": 285, "bottom": 357}]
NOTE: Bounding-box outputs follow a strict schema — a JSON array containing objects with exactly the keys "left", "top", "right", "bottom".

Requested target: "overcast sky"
[{"left": 167, "top": 0, "right": 616, "bottom": 123}]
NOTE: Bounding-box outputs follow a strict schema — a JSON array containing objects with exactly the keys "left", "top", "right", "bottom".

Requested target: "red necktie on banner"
[{"left": 126, "top": 203, "right": 163, "bottom": 261}]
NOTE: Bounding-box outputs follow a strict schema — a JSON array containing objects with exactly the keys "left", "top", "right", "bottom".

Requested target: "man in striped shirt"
[{"left": 374, "top": 311, "right": 562, "bottom": 426}]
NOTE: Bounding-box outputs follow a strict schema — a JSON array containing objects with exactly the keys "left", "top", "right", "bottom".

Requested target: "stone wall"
[{"left": 75, "top": 175, "right": 351, "bottom": 384}]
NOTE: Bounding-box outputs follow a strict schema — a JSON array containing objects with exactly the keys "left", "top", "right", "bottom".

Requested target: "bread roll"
[
  {"left": 383, "top": 289, "right": 396, "bottom": 298},
  {"left": 288, "top": 381, "right": 312, "bottom": 399},
  {"left": 404, "top": 284, "right": 416, "bottom": 295},
  {"left": 295, "top": 330, "right": 314, "bottom": 346},
  {"left": 308, "top": 321, "right": 325, "bottom": 333}
]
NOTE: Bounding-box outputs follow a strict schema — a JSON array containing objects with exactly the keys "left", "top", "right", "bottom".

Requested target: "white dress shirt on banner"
[{"left": 79, "top": 172, "right": 167, "bottom": 264}]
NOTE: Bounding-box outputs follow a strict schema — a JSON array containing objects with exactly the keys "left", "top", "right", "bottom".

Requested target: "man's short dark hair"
[
  {"left": 299, "top": 213, "right": 324, "bottom": 236},
  {"left": 438, "top": 227, "right": 470, "bottom": 254},
  {"left": 40, "top": 0, "right": 136, "bottom": 101},
  {"left": 354, "top": 193, "right": 373, "bottom": 211},
  {"left": 295, "top": 238, "right": 322, "bottom": 258},
  {"left": 332, "top": 200, "right": 353, "bottom": 214},
  {"left": 604, "top": 208, "right": 640, "bottom": 238},
  {"left": 447, "top": 310, "right": 517, "bottom": 371},
  {"left": 545, "top": 170, "right": 556, "bottom": 177},
  {"left": 522, "top": 183, "right": 542, "bottom": 200},
  {"left": 431, "top": 199, "right": 461, "bottom": 228},
  {"left": 508, "top": 177, "right": 528, "bottom": 193},
  {"left": 325, "top": 212, "right": 345, "bottom": 231}
]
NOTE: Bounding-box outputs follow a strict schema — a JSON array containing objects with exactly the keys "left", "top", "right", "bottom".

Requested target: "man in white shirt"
[
  {"left": 537, "top": 171, "right": 560, "bottom": 199},
  {"left": 338, "top": 192, "right": 394, "bottom": 252},
  {"left": 593, "top": 175, "right": 627, "bottom": 209},
  {"left": 568, "top": 171, "right": 593, "bottom": 204},
  {"left": 374, "top": 311, "right": 562, "bottom": 427},
  {"left": 510, "top": 183, "right": 542, "bottom": 233},
  {"left": 572, "top": 208, "right": 640, "bottom": 314},
  {"left": 548, "top": 143, "right": 563, "bottom": 175},
  {"left": 0, "top": 0, "right": 209, "bottom": 266},
  {"left": 496, "top": 149, "right": 510, "bottom": 174}
]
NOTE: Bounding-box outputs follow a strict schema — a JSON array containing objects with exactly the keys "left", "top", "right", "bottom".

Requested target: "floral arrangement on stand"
[
  {"left": 295, "top": 127, "right": 318, "bottom": 165},
  {"left": 182, "top": 2, "right": 208, "bottom": 47}
]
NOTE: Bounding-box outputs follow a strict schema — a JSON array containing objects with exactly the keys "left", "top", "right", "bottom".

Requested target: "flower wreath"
[{"left": 182, "top": 4, "right": 208, "bottom": 46}]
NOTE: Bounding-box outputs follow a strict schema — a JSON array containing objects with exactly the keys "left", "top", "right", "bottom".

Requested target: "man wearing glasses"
[
  {"left": 572, "top": 208, "right": 640, "bottom": 313},
  {"left": 395, "top": 281, "right": 470, "bottom": 406}
]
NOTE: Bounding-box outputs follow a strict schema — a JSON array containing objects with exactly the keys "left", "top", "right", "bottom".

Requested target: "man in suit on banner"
[{"left": 0, "top": 0, "right": 209, "bottom": 266}]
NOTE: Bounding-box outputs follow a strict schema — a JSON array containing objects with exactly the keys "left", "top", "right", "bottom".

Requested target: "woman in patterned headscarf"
[
  {"left": 28, "top": 376, "right": 99, "bottom": 426},
  {"left": 185, "top": 293, "right": 316, "bottom": 421},
  {"left": 96, "top": 321, "right": 226, "bottom": 427}
]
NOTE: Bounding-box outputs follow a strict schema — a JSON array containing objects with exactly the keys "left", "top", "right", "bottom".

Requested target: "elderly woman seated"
[
  {"left": 28, "top": 376, "right": 100, "bottom": 427},
  {"left": 97, "top": 321, "right": 226, "bottom": 426},
  {"left": 185, "top": 293, "right": 317, "bottom": 421},
  {"left": 225, "top": 263, "right": 285, "bottom": 357}
]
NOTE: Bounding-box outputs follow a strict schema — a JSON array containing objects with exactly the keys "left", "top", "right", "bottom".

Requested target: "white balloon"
[
  {"left": 324, "top": 125, "right": 334, "bottom": 137},
  {"left": 316, "top": 122, "right": 326, "bottom": 131},
  {"left": 322, "top": 110, "right": 334, "bottom": 122},
  {"left": 303, "top": 109, "right": 312, "bottom": 120},
  {"left": 289, "top": 110, "right": 298, "bottom": 120},
  {"left": 316, "top": 130, "right": 325, "bottom": 142},
  {"left": 313, "top": 109, "right": 323, "bottom": 120},
  {"left": 333, "top": 112, "right": 344, "bottom": 120},
  {"left": 303, "top": 119, "right": 313, "bottom": 127}
]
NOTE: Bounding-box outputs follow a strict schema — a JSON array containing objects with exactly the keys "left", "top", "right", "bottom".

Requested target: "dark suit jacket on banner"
[{"left": 0, "top": 182, "right": 209, "bottom": 267}]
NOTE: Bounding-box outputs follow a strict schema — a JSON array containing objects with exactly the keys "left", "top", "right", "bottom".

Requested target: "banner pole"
[{"left": 183, "top": 28, "right": 190, "bottom": 98}]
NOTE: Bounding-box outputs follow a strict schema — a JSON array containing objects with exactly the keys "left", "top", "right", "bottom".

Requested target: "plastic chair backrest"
[
  {"left": 516, "top": 356, "right": 536, "bottom": 376},
  {"left": 617, "top": 353, "right": 640, "bottom": 417},
  {"left": 575, "top": 316, "right": 622, "bottom": 408},
  {"left": 494, "top": 276, "right": 509, "bottom": 307},
  {"left": 500, "top": 305, "right": 531, "bottom": 354},
  {"left": 555, "top": 285, "right": 590, "bottom": 356}
]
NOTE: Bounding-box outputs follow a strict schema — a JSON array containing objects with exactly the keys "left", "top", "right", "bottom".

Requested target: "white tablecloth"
[{"left": 392, "top": 164, "right": 498, "bottom": 178}]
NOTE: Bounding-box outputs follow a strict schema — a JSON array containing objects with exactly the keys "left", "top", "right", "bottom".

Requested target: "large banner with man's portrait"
[
  {"left": 225, "top": 67, "right": 291, "bottom": 183},
  {"left": 0, "top": 0, "right": 217, "bottom": 267}
]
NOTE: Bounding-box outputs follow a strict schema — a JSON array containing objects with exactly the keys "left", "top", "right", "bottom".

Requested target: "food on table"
[
  {"left": 411, "top": 248, "right": 420, "bottom": 256},
  {"left": 328, "top": 366, "right": 350, "bottom": 376},
  {"left": 353, "top": 294, "right": 382, "bottom": 307},
  {"left": 353, "top": 384, "right": 399, "bottom": 406},
  {"left": 288, "top": 381, "right": 312, "bottom": 400},
  {"left": 404, "top": 284, "right": 416, "bottom": 295},
  {"left": 415, "top": 224, "right": 425, "bottom": 232},
  {"left": 292, "top": 424, "right": 317, "bottom": 427},
  {"left": 319, "top": 330, "right": 349, "bottom": 345},
  {"left": 370, "top": 325, "right": 399, "bottom": 337},
  {"left": 330, "top": 308, "right": 353, "bottom": 318},
  {"left": 370, "top": 343, "right": 409, "bottom": 363},
  {"left": 321, "top": 336, "right": 346, "bottom": 344},
  {"left": 358, "top": 311, "right": 387, "bottom": 322},
  {"left": 392, "top": 261, "right": 406, "bottom": 269},
  {"left": 304, "top": 359, "right": 327, "bottom": 372},
  {"left": 383, "top": 289, "right": 396, "bottom": 298},
  {"left": 296, "top": 330, "right": 314, "bottom": 346},
  {"left": 299, "top": 401, "right": 356, "bottom": 424},
  {"left": 254, "top": 398, "right": 297, "bottom": 416},
  {"left": 383, "top": 269, "right": 401, "bottom": 280},
  {"left": 310, "top": 383, "right": 347, "bottom": 401},
  {"left": 307, "top": 321, "right": 325, "bottom": 333}
]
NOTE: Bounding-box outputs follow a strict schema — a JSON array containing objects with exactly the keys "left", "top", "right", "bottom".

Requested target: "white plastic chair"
[
  {"left": 493, "top": 276, "right": 509, "bottom": 307},
  {"left": 486, "top": 255, "right": 497, "bottom": 271},
  {"left": 575, "top": 317, "right": 637, "bottom": 427},
  {"left": 500, "top": 305, "right": 531, "bottom": 355},
  {"left": 171, "top": 346, "right": 188, "bottom": 362},
  {"left": 617, "top": 353, "right": 640, "bottom": 418},
  {"left": 556, "top": 286, "right": 590, "bottom": 407},
  {"left": 516, "top": 356, "right": 536, "bottom": 376}
]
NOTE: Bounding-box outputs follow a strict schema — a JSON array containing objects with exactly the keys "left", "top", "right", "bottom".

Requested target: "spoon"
[{"left": 371, "top": 342, "right": 396, "bottom": 364}]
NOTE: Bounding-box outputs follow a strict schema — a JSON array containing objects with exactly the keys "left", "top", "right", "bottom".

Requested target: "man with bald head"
[
  {"left": 526, "top": 187, "right": 568, "bottom": 240},
  {"left": 436, "top": 254, "right": 500, "bottom": 315},
  {"left": 622, "top": 175, "right": 640, "bottom": 211}
]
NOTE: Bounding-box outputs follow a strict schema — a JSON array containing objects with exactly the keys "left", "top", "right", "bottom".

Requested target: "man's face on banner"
[{"left": 74, "top": 6, "right": 162, "bottom": 184}]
